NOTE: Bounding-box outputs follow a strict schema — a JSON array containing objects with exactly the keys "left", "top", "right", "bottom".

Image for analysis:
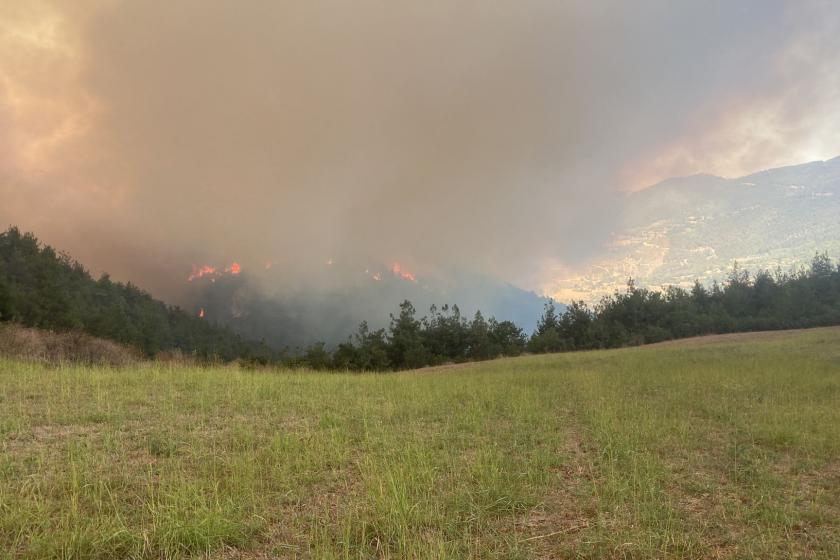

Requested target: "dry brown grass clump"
[{"left": 0, "top": 322, "right": 140, "bottom": 366}]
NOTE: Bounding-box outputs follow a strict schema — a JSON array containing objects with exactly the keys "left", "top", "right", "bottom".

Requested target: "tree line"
[
  {"left": 293, "top": 302, "right": 527, "bottom": 370},
  {"left": 4, "top": 226, "right": 840, "bottom": 369},
  {"left": 526, "top": 254, "right": 840, "bottom": 353},
  {"left": 0, "top": 227, "right": 274, "bottom": 362},
  {"left": 294, "top": 253, "right": 840, "bottom": 369}
]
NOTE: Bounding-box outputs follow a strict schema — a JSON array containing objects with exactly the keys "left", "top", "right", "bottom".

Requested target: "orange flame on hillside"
[
  {"left": 188, "top": 262, "right": 241, "bottom": 282},
  {"left": 391, "top": 262, "right": 416, "bottom": 282},
  {"left": 198, "top": 308, "right": 205, "bottom": 318},
  {"left": 187, "top": 265, "right": 218, "bottom": 282}
]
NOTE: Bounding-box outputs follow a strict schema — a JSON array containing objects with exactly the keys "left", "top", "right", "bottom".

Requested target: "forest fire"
[
  {"left": 188, "top": 262, "right": 241, "bottom": 282},
  {"left": 187, "top": 265, "right": 218, "bottom": 282},
  {"left": 198, "top": 308, "right": 205, "bottom": 318},
  {"left": 390, "top": 262, "right": 417, "bottom": 282}
]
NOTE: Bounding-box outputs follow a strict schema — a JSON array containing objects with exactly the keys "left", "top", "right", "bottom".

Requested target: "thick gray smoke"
[{"left": 2, "top": 1, "right": 840, "bottom": 308}]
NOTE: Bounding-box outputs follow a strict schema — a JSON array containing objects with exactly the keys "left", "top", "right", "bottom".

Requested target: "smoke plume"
[{"left": 2, "top": 1, "right": 840, "bottom": 306}]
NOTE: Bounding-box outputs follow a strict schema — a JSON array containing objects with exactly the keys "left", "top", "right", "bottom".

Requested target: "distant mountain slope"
[
  {"left": 0, "top": 228, "right": 273, "bottom": 361},
  {"left": 551, "top": 156, "right": 840, "bottom": 301}
]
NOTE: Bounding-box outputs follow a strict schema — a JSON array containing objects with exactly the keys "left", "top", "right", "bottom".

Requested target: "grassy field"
[{"left": 1, "top": 329, "right": 838, "bottom": 559}]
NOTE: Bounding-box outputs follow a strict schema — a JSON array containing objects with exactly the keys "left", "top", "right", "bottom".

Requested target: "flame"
[
  {"left": 198, "top": 308, "right": 205, "bottom": 318},
  {"left": 264, "top": 261, "right": 273, "bottom": 270},
  {"left": 188, "top": 261, "right": 241, "bottom": 282},
  {"left": 187, "top": 265, "right": 218, "bottom": 282},
  {"left": 390, "top": 262, "right": 416, "bottom": 282},
  {"left": 372, "top": 272, "right": 382, "bottom": 281}
]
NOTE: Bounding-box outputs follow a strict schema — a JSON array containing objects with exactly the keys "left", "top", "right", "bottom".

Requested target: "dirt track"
[{"left": 644, "top": 325, "right": 840, "bottom": 348}]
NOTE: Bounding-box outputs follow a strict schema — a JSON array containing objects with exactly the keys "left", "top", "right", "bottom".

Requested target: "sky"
[{"left": 2, "top": 0, "right": 840, "bottom": 303}]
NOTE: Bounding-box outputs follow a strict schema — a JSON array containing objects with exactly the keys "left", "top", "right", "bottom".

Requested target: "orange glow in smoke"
[
  {"left": 226, "top": 262, "right": 241, "bottom": 275},
  {"left": 198, "top": 308, "right": 205, "bottom": 318},
  {"left": 390, "top": 262, "right": 416, "bottom": 282},
  {"left": 187, "top": 265, "right": 218, "bottom": 282}
]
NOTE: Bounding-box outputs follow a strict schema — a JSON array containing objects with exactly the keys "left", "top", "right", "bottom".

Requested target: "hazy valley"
[{"left": 551, "top": 157, "right": 840, "bottom": 302}]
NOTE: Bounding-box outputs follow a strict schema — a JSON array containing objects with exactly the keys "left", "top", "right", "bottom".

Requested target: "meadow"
[{"left": 1, "top": 329, "right": 838, "bottom": 559}]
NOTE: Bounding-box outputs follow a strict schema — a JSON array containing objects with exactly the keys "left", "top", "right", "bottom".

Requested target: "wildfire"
[
  {"left": 198, "top": 308, "right": 205, "bottom": 318},
  {"left": 187, "top": 265, "right": 218, "bottom": 282},
  {"left": 187, "top": 261, "right": 242, "bottom": 282},
  {"left": 390, "top": 262, "right": 417, "bottom": 282}
]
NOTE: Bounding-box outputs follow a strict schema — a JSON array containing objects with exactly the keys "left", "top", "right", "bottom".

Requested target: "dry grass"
[{"left": 0, "top": 323, "right": 140, "bottom": 366}]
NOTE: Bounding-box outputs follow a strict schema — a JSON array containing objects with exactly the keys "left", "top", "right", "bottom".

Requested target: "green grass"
[{"left": 1, "top": 329, "right": 839, "bottom": 559}]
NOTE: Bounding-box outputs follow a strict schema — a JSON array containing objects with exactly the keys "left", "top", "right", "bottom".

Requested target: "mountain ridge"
[{"left": 549, "top": 155, "right": 840, "bottom": 302}]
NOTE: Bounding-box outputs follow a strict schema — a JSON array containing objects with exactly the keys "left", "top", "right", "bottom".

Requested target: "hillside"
[
  {"left": 0, "top": 227, "right": 537, "bottom": 369},
  {"left": 551, "top": 156, "right": 840, "bottom": 301},
  {"left": 5, "top": 224, "right": 840, "bottom": 370},
  {"left": 0, "top": 228, "right": 274, "bottom": 362},
  {"left": 184, "top": 264, "right": 550, "bottom": 349},
  {"left": 1, "top": 328, "right": 837, "bottom": 558}
]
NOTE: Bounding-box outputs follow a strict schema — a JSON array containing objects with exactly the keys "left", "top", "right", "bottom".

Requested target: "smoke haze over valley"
[
  {"left": 185, "top": 263, "right": 549, "bottom": 348},
  {"left": 3, "top": 1, "right": 840, "bottom": 341}
]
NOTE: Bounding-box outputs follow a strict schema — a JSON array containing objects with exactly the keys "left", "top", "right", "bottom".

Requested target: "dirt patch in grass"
[
  {"left": 664, "top": 421, "right": 840, "bottom": 559},
  {"left": 410, "top": 361, "right": 482, "bottom": 375},
  {"left": 773, "top": 456, "right": 840, "bottom": 524},
  {"left": 523, "top": 424, "right": 598, "bottom": 559},
  {"left": 212, "top": 460, "right": 364, "bottom": 559},
  {"left": 2, "top": 423, "right": 103, "bottom": 457},
  {"left": 645, "top": 326, "right": 840, "bottom": 349}
]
